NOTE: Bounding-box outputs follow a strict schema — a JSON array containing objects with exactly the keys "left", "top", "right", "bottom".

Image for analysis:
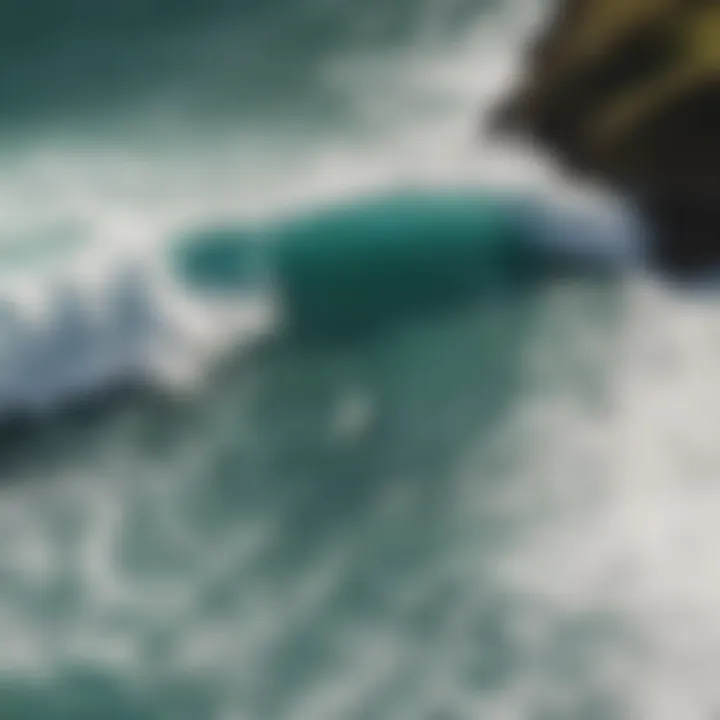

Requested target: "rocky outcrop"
[{"left": 489, "top": 0, "right": 720, "bottom": 272}]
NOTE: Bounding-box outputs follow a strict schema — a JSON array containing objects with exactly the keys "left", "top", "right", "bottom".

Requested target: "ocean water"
[{"left": 1, "top": 1, "right": 719, "bottom": 718}]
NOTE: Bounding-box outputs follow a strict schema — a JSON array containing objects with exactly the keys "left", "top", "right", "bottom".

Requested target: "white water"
[
  {"left": 0, "top": 0, "right": 620, "bottom": 415},
  {"left": 5, "top": 274, "right": 720, "bottom": 718},
  {"left": 2, "top": 2, "right": 720, "bottom": 718}
]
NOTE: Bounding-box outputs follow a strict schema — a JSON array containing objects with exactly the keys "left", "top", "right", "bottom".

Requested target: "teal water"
[
  {"left": 1, "top": 0, "right": 720, "bottom": 717},
  {"left": 174, "top": 190, "right": 623, "bottom": 337},
  {"left": 0, "top": 273, "right": 629, "bottom": 719}
]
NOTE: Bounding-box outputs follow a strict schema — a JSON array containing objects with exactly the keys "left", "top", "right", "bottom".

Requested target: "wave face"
[
  {"left": 175, "top": 190, "right": 626, "bottom": 338},
  {"left": 2, "top": 1, "right": 720, "bottom": 719}
]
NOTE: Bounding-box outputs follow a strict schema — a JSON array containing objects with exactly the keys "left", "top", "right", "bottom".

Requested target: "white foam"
[{"left": 0, "top": 0, "right": 625, "bottom": 417}]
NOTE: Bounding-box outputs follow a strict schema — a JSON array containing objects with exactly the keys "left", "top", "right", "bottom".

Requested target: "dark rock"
[{"left": 488, "top": 0, "right": 720, "bottom": 273}]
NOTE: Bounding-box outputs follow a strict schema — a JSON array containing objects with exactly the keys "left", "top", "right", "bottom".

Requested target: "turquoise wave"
[{"left": 174, "top": 190, "right": 620, "bottom": 337}]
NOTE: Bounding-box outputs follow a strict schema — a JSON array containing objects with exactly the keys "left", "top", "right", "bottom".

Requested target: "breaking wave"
[{"left": 0, "top": 187, "right": 641, "bottom": 418}]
